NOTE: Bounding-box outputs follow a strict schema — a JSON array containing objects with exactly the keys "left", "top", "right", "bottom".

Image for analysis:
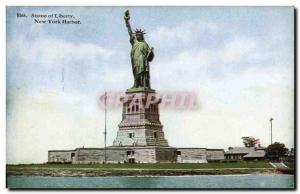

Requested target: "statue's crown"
[{"left": 134, "top": 28, "right": 146, "bottom": 34}]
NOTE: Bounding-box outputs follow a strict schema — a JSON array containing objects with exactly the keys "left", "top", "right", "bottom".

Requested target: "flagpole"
[
  {"left": 270, "top": 118, "right": 274, "bottom": 145},
  {"left": 104, "top": 92, "right": 107, "bottom": 164}
]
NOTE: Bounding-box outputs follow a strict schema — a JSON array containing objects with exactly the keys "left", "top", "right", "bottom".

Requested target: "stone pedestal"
[{"left": 113, "top": 89, "right": 169, "bottom": 147}]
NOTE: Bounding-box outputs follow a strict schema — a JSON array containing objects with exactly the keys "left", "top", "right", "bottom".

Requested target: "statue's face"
[{"left": 136, "top": 33, "right": 144, "bottom": 41}]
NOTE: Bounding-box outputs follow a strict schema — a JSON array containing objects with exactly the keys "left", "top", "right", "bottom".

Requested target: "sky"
[{"left": 6, "top": 6, "right": 294, "bottom": 164}]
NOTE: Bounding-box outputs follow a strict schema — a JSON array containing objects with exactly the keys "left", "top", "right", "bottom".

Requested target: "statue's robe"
[{"left": 130, "top": 37, "right": 153, "bottom": 78}]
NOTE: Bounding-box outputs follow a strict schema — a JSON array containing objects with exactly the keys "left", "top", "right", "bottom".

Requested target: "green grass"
[{"left": 7, "top": 161, "right": 272, "bottom": 170}]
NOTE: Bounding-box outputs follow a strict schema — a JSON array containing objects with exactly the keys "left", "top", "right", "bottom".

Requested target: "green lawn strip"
[{"left": 7, "top": 162, "right": 272, "bottom": 170}]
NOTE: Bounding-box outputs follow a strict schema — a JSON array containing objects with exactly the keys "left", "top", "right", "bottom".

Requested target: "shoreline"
[{"left": 7, "top": 168, "right": 291, "bottom": 177}]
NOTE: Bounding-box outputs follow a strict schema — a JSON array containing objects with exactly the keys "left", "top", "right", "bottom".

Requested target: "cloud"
[
  {"left": 151, "top": 35, "right": 260, "bottom": 90},
  {"left": 7, "top": 24, "right": 130, "bottom": 94},
  {"left": 149, "top": 21, "right": 218, "bottom": 46},
  {"left": 149, "top": 23, "right": 294, "bottom": 150},
  {"left": 6, "top": 24, "right": 128, "bottom": 163},
  {"left": 161, "top": 64, "right": 293, "bottom": 150},
  {"left": 6, "top": 88, "right": 118, "bottom": 164},
  {"left": 220, "top": 37, "right": 256, "bottom": 63},
  {"left": 148, "top": 21, "right": 219, "bottom": 60}
]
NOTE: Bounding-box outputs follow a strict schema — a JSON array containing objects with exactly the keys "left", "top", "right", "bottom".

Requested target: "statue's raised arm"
[{"left": 124, "top": 10, "right": 134, "bottom": 42}]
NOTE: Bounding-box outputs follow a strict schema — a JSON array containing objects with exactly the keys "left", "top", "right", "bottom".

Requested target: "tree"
[
  {"left": 265, "top": 142, "right": 289, "bottom": 161},
  {"left": 242, "top": 136, "right": 260, "bottom": 148}
]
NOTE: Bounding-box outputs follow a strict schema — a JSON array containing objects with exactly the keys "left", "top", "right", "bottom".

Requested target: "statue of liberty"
[{"left": 124, "top": 10, "right": 154, "bottom": 91}]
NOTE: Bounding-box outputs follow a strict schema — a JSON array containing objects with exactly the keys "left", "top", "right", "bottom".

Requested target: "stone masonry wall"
[
  {"left": 48, "top": 147, "right": 225, "bottom": 164},
  {"left": 134, "top": 148, "right": 156, "bottom": 163},
  {"left": 206, "top": 149, "right": 225, "bottom": 162},
  {"left": 48, "top": 150, "right": 74, "bottom": 163},
  {"left": 156, "top": 147, "right": 177, "bottom": 163},
  {"left": 176, "top": 148, "right": 207, "bottom": 163},
  {"left": 113, "top": 129, "right": 148, "bottom": 146},
  {"left": 74, "top": 148, "right": 128, "bottom": 164}
]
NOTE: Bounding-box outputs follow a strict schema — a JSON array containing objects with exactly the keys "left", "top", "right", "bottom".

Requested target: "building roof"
[
  {"left": 48, "top": 150, "right": 75, "bottom": 152},
  {"left": 206, "top": 149, "right": 225, "bottom": 151},
  {"left": 255, "top": 147, "right": 266, "bottom": 150},
  {"left": 225, "top": 147, "right": 255, "bottom": 154},
  {"left": 244, "top": 151, "right": 265, "bottom": 158},
  {"left": 225, "top": 147, "right": 265, "bottom": 158}
]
